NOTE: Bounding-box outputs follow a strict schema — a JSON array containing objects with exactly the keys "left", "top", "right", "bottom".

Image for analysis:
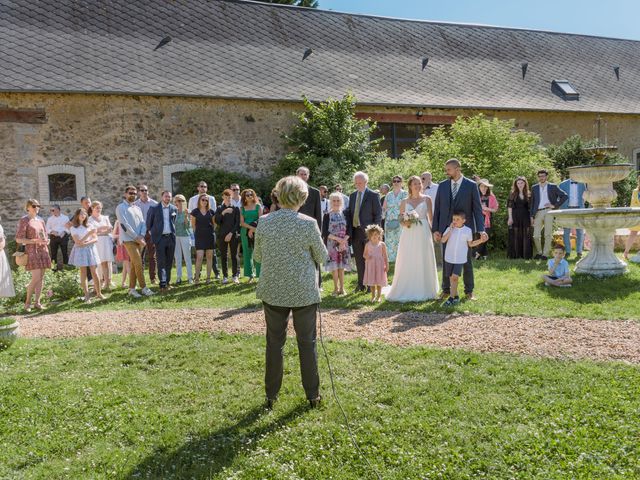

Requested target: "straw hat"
[{"left": 478, "top": 178, "right": 493, "bottom": 188}]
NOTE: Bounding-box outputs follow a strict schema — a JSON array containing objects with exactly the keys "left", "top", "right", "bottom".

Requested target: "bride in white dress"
[{"left": 384, "top": 176, "right": 439, "bottom": 302}]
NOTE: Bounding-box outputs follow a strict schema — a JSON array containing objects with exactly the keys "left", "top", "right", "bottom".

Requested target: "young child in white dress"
[{"left": 69, "top": 208, "right": 105, "bottom": 302}]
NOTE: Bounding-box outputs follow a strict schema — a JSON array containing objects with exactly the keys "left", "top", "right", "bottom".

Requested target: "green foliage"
[
  {"left": 366, "top": 115, "right": 555, "bottom": 249},
  {"left": 175, "top": 168, "right": 272, "bottom": 205},
  {"left": 0, "top": 268, "right": 82, "bottom": 309},
  {"left": 0, "top": 318, "right": 16, "bottom": 327},
  {"left": 273, "top": 94, "right": 379, "bottom": 187},
  {"left": 546, "top": 134, "right": 637, "bottom": 207},
  {"left": 1, "top": 334, "right": 639, "bottom": 478}
]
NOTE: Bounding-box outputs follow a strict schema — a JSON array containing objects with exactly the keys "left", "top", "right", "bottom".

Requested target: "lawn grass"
[
  {"left": 0, "top": 333, "right": 638, "bottom": 479},
  {"left": 30, "top": 253, "right": 640, "bottom": 321}
]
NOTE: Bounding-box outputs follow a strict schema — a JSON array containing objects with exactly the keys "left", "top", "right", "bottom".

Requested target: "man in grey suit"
[
  {"left": 346, "top": 171, "right": 382, "bottom": 293},
  {"left": 432, "top": 159, "right": 487, "bottom": 300},
  {"left": 530, "top": 169, "right": 567, "bottom": 260}
]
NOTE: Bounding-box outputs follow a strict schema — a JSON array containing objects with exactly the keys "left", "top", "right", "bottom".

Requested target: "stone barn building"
[{"left": 2, "top": 0, "right": 640, "bottom": 232}]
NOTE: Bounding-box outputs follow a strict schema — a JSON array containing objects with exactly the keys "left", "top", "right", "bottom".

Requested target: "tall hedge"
[
  {"left": 175, "top": 168, "right": 272, "bottom": 206},
  {"left": 365, "top": 115, "right": 555, "bottom": 250}
]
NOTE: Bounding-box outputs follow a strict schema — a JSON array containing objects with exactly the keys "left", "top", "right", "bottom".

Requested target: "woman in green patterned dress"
[
  {"left": 382, "top": 175, "right": 408, "bottom": 262},
  {"left": 240, "top": 188, "right": 263, "bottom": 281}
]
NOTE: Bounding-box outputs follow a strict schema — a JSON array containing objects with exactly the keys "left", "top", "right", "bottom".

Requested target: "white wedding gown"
[{"left": 383, "top": 200, "right": 439, "bottom": 302}]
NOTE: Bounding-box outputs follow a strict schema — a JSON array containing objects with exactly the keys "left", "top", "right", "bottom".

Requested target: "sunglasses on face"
[
  {"left": 139, "top": 189, "right": 148, "bottom": 192},
  {"left": 199, "top": 186, "right": 207, "bottom": 189},
  {"left": 176, "top": 200, "right": 184, "bottom": 203},
  {"left": 231, "top": 188, "right": 239, "bottom": 191},
  {"left": 393, "top": 180, "right": 402, "bottom": 183}
]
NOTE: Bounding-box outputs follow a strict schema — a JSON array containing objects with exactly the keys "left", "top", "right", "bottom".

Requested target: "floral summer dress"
[{"left": 324, "top": 211, "right": 351, "bottom": 272}]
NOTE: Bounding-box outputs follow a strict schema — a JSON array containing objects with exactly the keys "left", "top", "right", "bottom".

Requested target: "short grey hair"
[
  {"left": 328, "top": 191, "right": 344, "bottom": 208},
  {"left": 275, "top": 176, "right": 309, "bottom": 210},
  {"left": 353, "top": 171, "right": 369, "bottom": 183}
]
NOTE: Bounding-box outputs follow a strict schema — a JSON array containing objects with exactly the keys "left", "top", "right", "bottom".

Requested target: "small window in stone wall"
[
  {"left": 48, "top": 173, "right": 77, "bottom": 202},
  {"left": 171, "top": 172, "right": 184, "bottom": 196}
]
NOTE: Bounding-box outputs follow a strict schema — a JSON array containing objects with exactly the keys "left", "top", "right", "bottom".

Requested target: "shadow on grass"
[
  {"left": 125, "top": 403, "right": 308, "bottom": 479},
  {"left": 534, "top": 272, "right": 640, "bottom": 304},
  {"left": 353, "top": 308, "right": 454, "bottom": 333}
]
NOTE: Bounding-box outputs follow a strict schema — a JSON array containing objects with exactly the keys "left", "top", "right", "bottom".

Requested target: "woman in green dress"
[
  {"left": 240, "top": 188, "right": 263, "bottom": 281},
  {"left": 382, "top": 175, "right": 408, "bottom": 262}
]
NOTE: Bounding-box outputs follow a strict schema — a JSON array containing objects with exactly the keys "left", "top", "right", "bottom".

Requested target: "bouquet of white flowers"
[{"left": 402, "top": 210, "right": 422, "bottom": 228}]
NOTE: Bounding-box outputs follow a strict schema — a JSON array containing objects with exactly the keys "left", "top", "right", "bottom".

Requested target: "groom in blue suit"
[
  {"left": 559, "top": 177, "right": 586, "bottom": 258},
  {"left": 146, "top": 191, "right": 178, "bottom": 292},
  {"left": 432, "top": 159, "right": 487, "bottom": 299}
]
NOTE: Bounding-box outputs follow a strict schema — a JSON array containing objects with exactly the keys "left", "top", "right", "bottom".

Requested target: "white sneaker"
[
  {"left": 222, "top": 277, "right": 228, "bottom": 284},
  {"left": 141, "top": 287, "right": 155, "bottom": 296},
  {"left": 128, "top": 288, "right": 142, "bottom": 298},
  {"left": 232, "top": 276, "right": 239, "bottom": 284}
]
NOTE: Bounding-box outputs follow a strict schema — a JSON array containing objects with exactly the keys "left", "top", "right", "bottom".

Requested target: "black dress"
[
  {"left": 191, "top": 208, "right": 216, "bottom": 250},
  {"left": 507, "top": 194, "right": 533, "bottom": 259}
]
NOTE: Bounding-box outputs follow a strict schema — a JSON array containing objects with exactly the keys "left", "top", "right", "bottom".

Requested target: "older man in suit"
[
  {"left": 346, "top": 171, "right": 382, "bottom": 293},
  {"left": 296, "top": 166, "right": 322, "bottom": 229},
  {"left": 146, "top": 190, "right": 177, "bottom": 292},
  {"left": 432, "top": 159, "right": 487, "bottom": 300},
  {"left": 530, "top": 169, "right": 568, "bottom": 260},
  {"left": 559, "top": 176, "right": 586, "bottom": 259}
]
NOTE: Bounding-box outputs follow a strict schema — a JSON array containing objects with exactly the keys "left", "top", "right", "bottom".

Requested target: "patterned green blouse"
[{"left": 254, "top": 208, "right": 328, "bottom": 307}]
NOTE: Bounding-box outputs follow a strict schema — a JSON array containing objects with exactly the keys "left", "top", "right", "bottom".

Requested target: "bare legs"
[
  {"left": 25, "top": 268, "right": 45, "bottom": 310},
  {"left": 623, "top": 231, "right": 638, "bottom": 259},
  {"left": 331, "top": 269, "right": 345, "bottom": 295},
  {"left": 80, "top": 266, "right": 105, "bottom": 301},
  {"left": 370, "top": 285, "right": 381, "bottom": 302},
  {"left": 100, "top": 261, "right": 111, "bottom": 290},
  {"left": 120, "top": 260, "right": 130, "bottom": 288}
]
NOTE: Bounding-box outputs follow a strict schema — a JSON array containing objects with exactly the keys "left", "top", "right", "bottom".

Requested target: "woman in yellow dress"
[{"left": 623, "top": 173, "right": 640, "bottom": 259}]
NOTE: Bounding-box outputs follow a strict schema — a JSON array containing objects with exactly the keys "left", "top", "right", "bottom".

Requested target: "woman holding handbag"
[
  {"left": 381, "top": 175, "right": 408, "bottom": 262},
  {"left": 15, "top": 199, "right": 51, "bottom": 311}
]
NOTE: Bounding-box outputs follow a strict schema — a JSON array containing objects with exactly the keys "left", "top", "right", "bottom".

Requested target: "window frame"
[{"left": 37, "top": 164, "right": 86, "bottom": 208}]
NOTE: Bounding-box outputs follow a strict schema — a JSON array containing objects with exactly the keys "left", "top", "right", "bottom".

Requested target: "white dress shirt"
[
  {"left": 46, "top": 214, "right": 70, "bottom": 236},
  {"left": 321, "top": 198, "right": 329, "bottom": 215},
  {"left": 231, "top": 197, "right": 242, "bottom": 209},
  {"left": 423, "top": 182, "right": 438, "bottom": 213},
  {"left": 162, "top": 204, "right": 171, "bottom": 234},
  {"left": 188, "top": 194, "right": 217, "bottom": 213},
  {"left": 444, "top": 225, "right": 473, "bottom": 264},
  {"left": 538, "top": 184, "right": 550, "bottom": 210},
  {"left": 569, "top": 182, "right": 579, "bottom": 207}
]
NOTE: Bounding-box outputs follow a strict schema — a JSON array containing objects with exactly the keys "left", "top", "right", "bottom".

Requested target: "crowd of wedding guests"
[{"left": 1, "top": 165, "right": 639, "bottom": 311}]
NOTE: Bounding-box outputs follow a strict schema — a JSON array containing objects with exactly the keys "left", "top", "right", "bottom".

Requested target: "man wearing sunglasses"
[
  {"left": 134, "top": 185, "right": 158, "bottom": 284},
  {"left": 188, "top": 181, "right": 217, "bottom": 213}
]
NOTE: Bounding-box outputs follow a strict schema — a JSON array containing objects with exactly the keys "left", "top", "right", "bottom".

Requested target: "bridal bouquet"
[{"left": 402, "top": 210, "right": 422, "bottom": 228}]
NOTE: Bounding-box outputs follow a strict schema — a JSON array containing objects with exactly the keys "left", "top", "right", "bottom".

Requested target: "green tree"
[
  {"left": 272, "top": 93, "right": 379, "bottom": 187},
  {"left": 174, "top": 168, "right": 272, "bottom": 206},
  {"left": 256, "top": 0, "right": 319, "bottom": 7},
  {"left": 365, "top": 114, "right": 555, "bottom": 249},
  {"left": 546, "top": 134, "right": 635, "bottom": 207}
]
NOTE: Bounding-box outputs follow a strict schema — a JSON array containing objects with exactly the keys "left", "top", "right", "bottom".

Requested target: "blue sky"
[{"left": 319, "top": 0, "right": 639, "bottom": 41}]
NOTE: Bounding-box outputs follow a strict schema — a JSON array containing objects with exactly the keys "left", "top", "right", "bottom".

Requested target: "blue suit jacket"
[
  {"left": 530, "top": 183, "right": 568, "bottom": 217},
  {"left": 346, "top": 187, "right": 382, "bottom": 238},
  {"left": 432, "top": 177, "right": 485, "bottom": 234},
  {"left": 559, "top": 179, "right": 586, "bottom": 209},
  {"left": 146, "top": 203, "right": 177, "bottom": 244}
]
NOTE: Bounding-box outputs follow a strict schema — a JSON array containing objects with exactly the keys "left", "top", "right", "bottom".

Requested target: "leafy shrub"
[
  {"left": 0, "top": 268, "right": 82, "bottom": 309},
  {"left": 0, "top": 318, "right": 17, "bottom": 327},
  {"left": 175, "top": 168, "right": 272, "bottom": 206},
  {"left": 366, "top": 115, "right": 555, "bottom": 250},
  {"left": 272, "top": 93, "right": 379, "bottom": 188}
]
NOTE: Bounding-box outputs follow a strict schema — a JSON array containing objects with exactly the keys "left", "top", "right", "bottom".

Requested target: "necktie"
[
  {"left": 451, "top": 180, "right": 459, "bottom": 201},
  {"left": 353, "top": 191, "right": 362, "bottom": 228}
]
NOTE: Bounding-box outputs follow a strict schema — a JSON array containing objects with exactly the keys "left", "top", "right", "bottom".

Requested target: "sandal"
[
  {"left": 24, "top": 304, "right": 32, "bottom": 313},
  {"left": 34, "top": 303, "right": 45, "bottom": 311}
]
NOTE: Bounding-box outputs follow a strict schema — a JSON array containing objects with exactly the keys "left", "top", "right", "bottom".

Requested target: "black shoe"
[
  {"left": 366, "top": 287, "right": 371, "bottom": 294},
  {"left": 576, "top": 253, "right": 582, "bottom": 259},
  {"left": 534, "top": 254, "right": 542, "bottom": 260},
  {"left": 308, "top": 395, "right": 322, "bottom": 409},
  {"left": 540, "top": 255, "right": 548, "bottom": 261},
  {"left": 354, "top": 286, "right": 364, "bottom": 294},
  {"left": 265, "top": 397, "right": 277, "bottom": 410}
]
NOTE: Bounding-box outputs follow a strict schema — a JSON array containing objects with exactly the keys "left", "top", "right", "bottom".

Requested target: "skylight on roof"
[{"left": 552, "top": 80, "right": 579, "bottom": 100}]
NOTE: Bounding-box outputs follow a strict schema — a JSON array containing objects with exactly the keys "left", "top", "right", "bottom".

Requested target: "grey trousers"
[{"left": 263, "top": 302, "right": 320, "bottom": 401}]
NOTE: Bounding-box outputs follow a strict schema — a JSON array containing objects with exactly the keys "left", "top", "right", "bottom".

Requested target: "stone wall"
[
  {"left": 0, "top": 93, "right": 300, "bottom": 233},
  {"left": 2, "top": 92, "right": 640, "bottom": 235}
]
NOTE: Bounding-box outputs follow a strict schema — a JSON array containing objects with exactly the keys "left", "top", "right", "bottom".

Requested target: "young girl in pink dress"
[{"left": 363, "top": 224, "right": 389, "bottom": 302}]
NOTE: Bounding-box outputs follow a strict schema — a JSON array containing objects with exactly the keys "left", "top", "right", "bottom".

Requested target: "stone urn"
[
  {"left": 0, "top": 318, "right": 19, "bottom": 351},
  {"left": 554, "top": 163, "right": 640, "bottom": 277}
]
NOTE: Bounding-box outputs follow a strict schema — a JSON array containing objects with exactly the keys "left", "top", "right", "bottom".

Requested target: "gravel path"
[{"left": 13, "top": 308, "right": 640, "bottom": 364}]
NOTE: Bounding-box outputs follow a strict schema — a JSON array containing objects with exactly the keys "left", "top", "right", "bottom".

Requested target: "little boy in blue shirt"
[{"left": 542, "top": 244, "right": 572, "bottom": 287}]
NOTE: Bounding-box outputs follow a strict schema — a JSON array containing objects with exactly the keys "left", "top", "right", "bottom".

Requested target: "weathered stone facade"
[
  {"left": 2, "top": 92, "right": 640, "bottom": 235},
  {"left": 0, "top": 93, "right": 301, "bottom": 233}
]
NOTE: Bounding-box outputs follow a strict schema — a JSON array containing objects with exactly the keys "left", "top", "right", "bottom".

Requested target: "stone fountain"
[{"left": 554, "top": 117, "right": 640, "bottom": 276}]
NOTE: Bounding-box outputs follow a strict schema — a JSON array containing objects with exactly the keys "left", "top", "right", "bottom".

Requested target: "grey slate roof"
[{"left": 2, "top": 0, "right": 640, "bottom": 113}]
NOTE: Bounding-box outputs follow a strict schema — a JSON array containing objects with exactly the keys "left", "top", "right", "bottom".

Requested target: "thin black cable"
[{"left": 317, "top": 305, "right": 384, "bottom": 480}]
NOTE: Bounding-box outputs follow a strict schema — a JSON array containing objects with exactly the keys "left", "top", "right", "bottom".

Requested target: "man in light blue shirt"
[
  {"left": 134, "top": 184, "right": 159, "bottom": 284},
  {"left": 116, "top": 185, "right": 155, "bottom": 298}
]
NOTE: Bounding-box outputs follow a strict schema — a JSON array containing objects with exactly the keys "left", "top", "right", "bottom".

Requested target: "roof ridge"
[{"left": 223, "top": 0, "right": 640, "bottom": 44}]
